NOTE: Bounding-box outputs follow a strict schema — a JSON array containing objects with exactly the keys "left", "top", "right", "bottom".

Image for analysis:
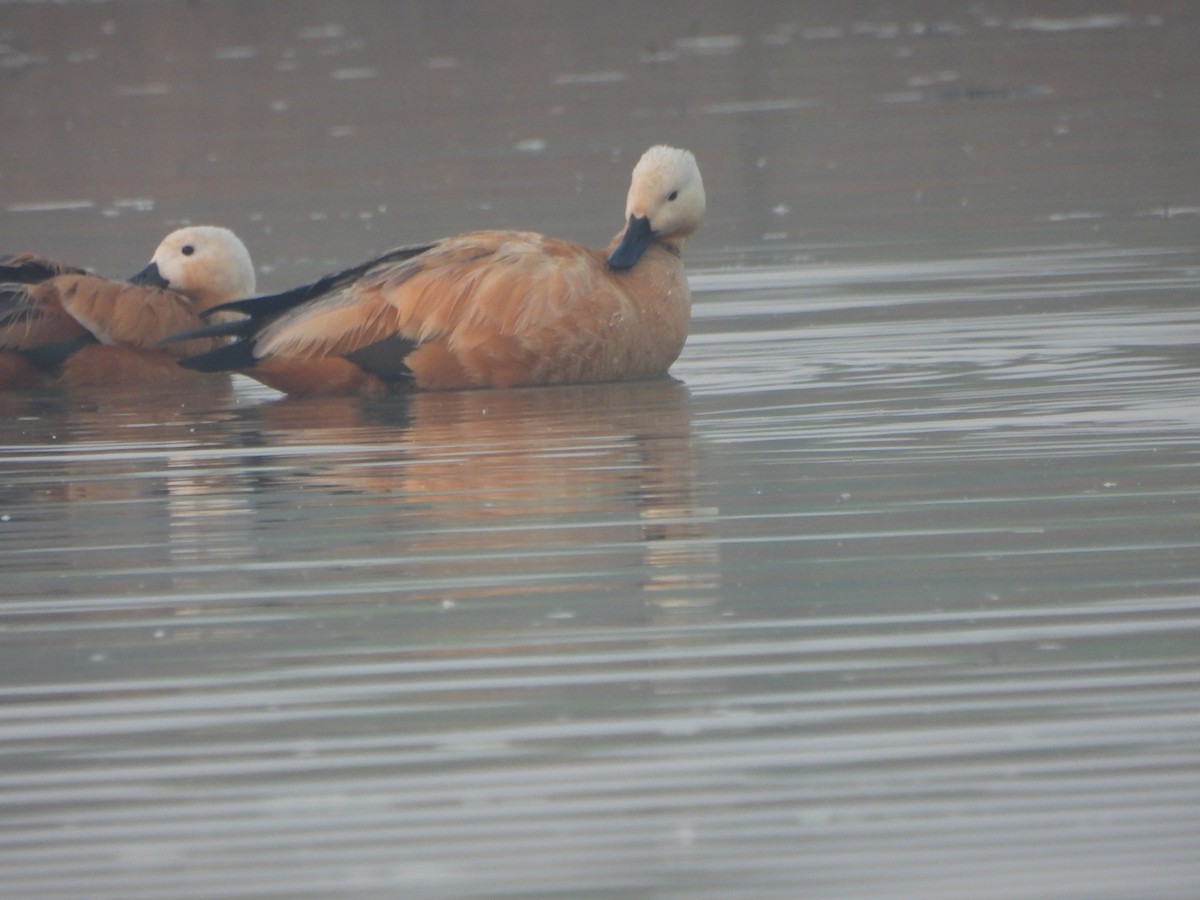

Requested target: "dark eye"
[
  {"left": 667, "top": 190, "right": 678, "bottom": 202},
  {"left": 181, "top": 245, "right": 195, "bottom": 256}
]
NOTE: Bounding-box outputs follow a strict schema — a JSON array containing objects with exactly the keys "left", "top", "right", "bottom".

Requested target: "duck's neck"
[{"left": 603, "top": 230, "right": 684, "bottom": 261}]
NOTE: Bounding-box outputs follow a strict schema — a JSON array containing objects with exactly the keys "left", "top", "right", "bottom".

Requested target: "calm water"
[{"left": 2, "top": 3, "right": 1199, "bottom": 898}]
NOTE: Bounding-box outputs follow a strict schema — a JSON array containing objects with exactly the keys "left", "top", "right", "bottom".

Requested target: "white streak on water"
[
  {"left": 115, "top": 82, "right": 171, "bottom": 96},
  {"left": 552, "top": 71, "right": 627, "bottom": 85},
  {"left": 701, "top": 99, "right": 814, "bottom": 114},
  {"left": 1010, "top": 15, "right": 1135, "bottom": 32},
  {"left": 6, "top": 200, "right": 95, "bottom": 213}
]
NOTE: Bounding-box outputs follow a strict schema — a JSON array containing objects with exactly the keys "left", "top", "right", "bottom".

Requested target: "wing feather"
[
  {"left": 0, "top": 282, "right": 89, "bottom": 349},
  {"left": 251, "top": 232, "right": 608, "bottom": 365},
  {"left": 56, "top": 276, "right": 212, "bottom": 350},
  {"left": 0, "top": 252, "right": 88, "bottom": 284}
]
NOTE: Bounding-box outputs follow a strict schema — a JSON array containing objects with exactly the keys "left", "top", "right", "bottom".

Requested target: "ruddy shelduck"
[
  {"left": 173, "top": 145, "right": 705, "bottom": 394},
  {"left": 0, "top": 226, "right": 255, "bottom": 389}
]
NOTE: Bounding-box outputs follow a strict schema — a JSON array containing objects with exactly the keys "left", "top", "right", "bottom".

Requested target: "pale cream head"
[
  {"left": 147, "top": 226, "right": 256, "bottom": 312},
  {"left": 624, "top": 145, "right": 706, "bottom": 244}
]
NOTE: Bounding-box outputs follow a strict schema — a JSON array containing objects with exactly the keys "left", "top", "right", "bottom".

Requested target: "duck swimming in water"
[
  {"left": 172, "top": 145, "right": 704, "bottom": 394},
  {"left": 0, "top": 226, "right": 255, "bottom": 389}
]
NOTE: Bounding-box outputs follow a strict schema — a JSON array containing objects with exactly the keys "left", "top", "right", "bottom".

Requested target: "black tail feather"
[
  {"left": 173, "top": 243, "right": 435, "bottom": 376},
  {"left": 203, "top": 242, "right": 434, "bottom": 320},
  {"left": 158, "top": 316, "right": 257, "bottom": 348},
  {"left": 204, "top": 288, "right": 322, "bottom": 321},
  {"left": 179, "top": 339, "right": 260, "bottom": 373}
]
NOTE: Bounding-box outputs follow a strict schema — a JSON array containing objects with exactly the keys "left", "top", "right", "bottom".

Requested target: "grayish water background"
[{"left": 1, "top": 2, "right": 1198, "bottom": 897}]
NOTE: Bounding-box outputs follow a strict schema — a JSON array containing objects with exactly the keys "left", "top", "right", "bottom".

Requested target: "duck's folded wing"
[
  {"left": 0, "top": 252, "right": 88, "bottom": 284},
  {"left": 252, "top": 232, "right": 603, "bottom": 362},
  {"left": 56, "top": 276, "right": 216, "bottom": 352},
  {"left": 0, "top": 281, "right": 90, "bottom": 350}
]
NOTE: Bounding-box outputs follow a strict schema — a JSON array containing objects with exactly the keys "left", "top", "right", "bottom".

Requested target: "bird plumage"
[
  {"left": 174, "top": 145, "right": 705, "bottom": 395},
  {"left": 0, "top": 226, "right": 254, "bottom": 389}
]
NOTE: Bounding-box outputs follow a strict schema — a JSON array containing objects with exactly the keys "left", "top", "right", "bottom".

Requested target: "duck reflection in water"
[{"left": 210, "top": 379, "right": 722, "bottom": 624}]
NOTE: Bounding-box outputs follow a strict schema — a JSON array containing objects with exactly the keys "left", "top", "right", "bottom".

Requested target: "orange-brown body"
[
  {"left": 241, "top": 232, "right": 690, "bottom": 395},
  {"left": 0, "top": 227, "right": 254, "bottom": 390},
  {"left": 177, "top": 145, "right": 705, "bottom": 395}
]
